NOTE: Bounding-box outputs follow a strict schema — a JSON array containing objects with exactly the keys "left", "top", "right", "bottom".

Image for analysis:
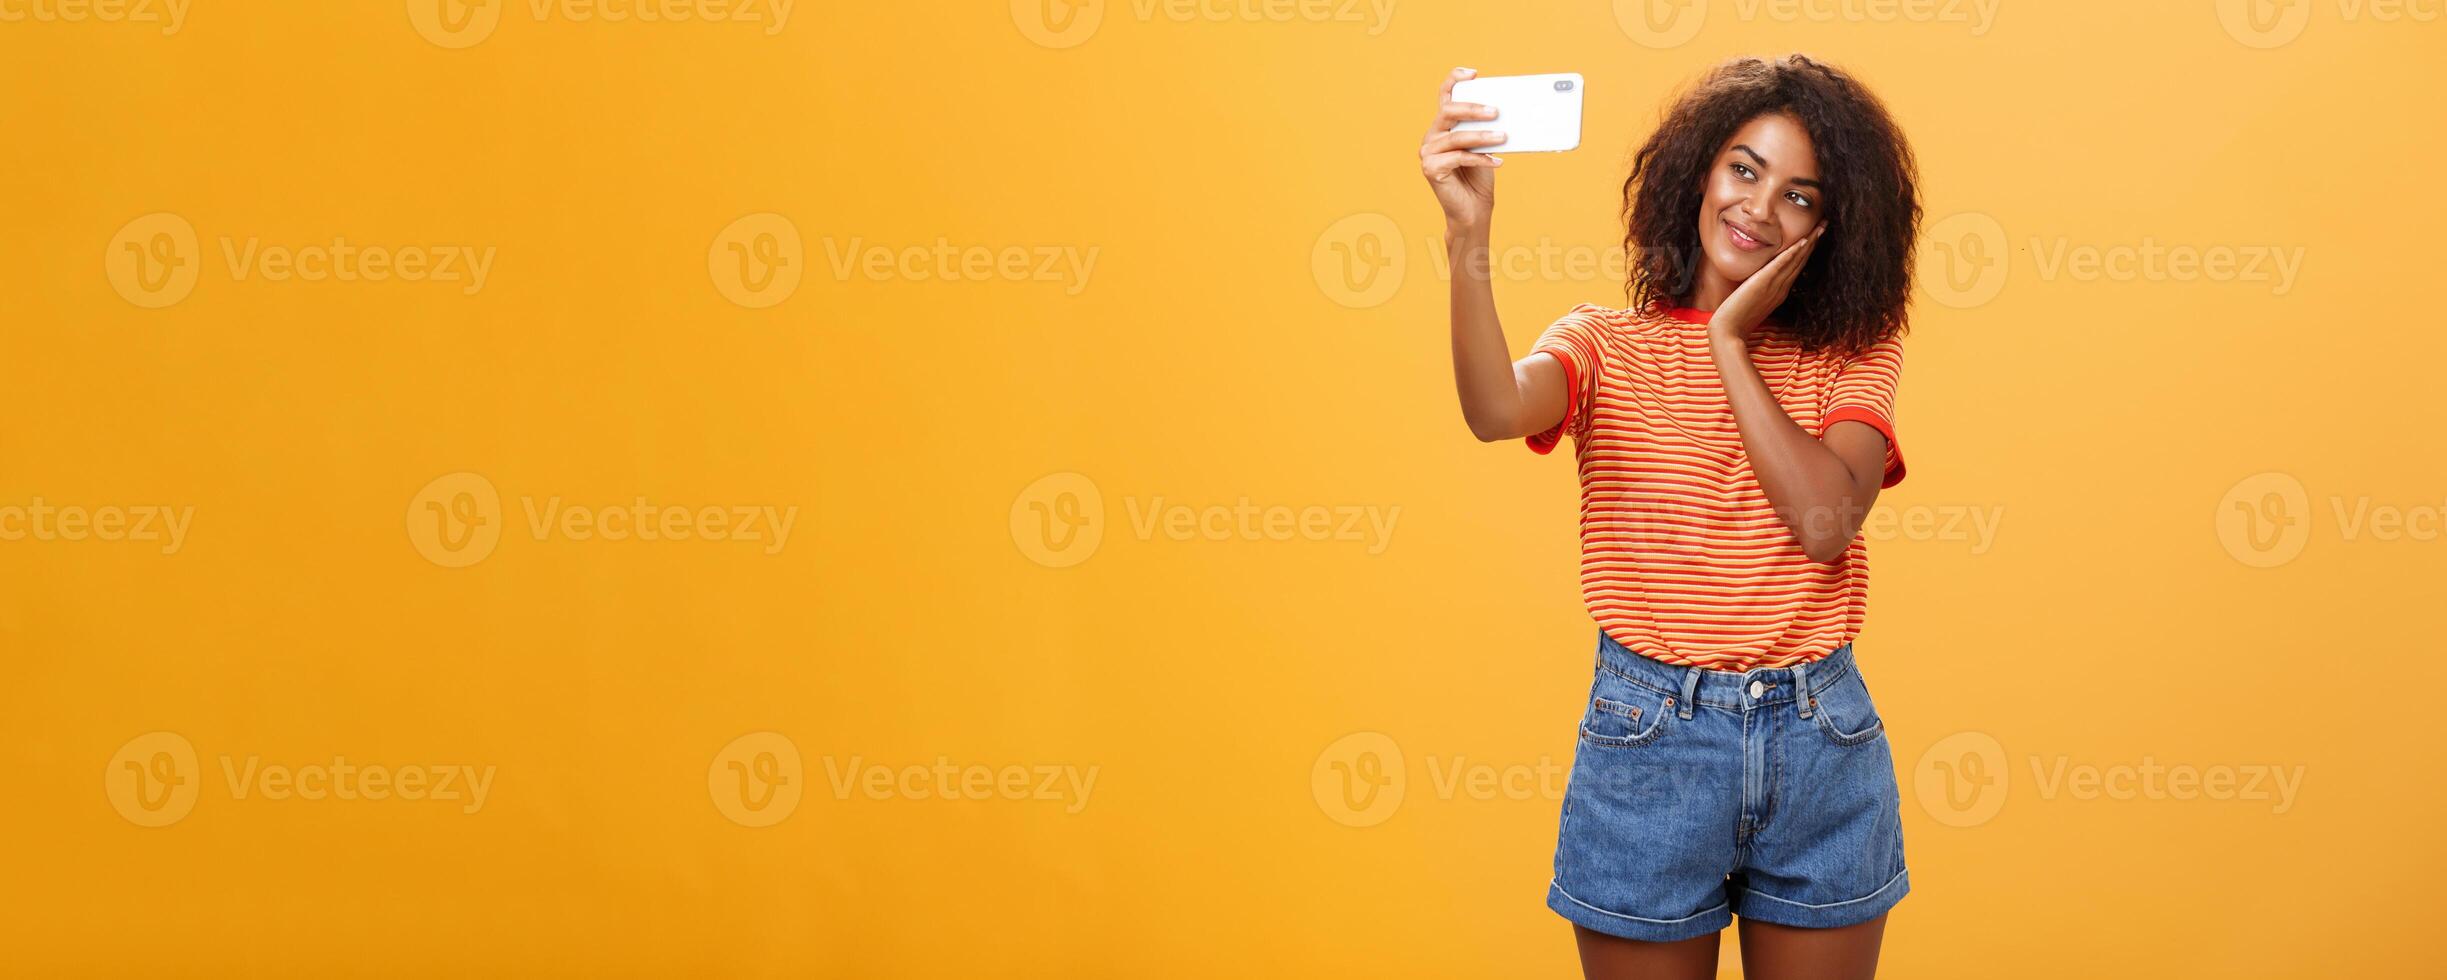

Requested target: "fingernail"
[
  {"left": 1458, "top": 67, "right": 1476, "bottom": 75},
  {"left": 1489, "top": 156, "right": 1504, "bottom": 165}
]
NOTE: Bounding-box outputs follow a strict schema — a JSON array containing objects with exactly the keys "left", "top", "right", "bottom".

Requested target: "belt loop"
[
  {"left": 1677, "top": 665, "right": 1701, "bottom": 720},
  {"left": 1791, "top": 660, "right": 1813, "bottom": 719}
]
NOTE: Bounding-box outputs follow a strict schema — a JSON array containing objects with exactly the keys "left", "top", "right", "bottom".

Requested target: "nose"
[{"left": 1741, "top": 186, "right": 1775, "bottom": 222}]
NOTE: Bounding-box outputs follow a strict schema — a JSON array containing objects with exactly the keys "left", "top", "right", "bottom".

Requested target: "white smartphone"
[{"left": 1450, "top": 72, "right": 1583, "bottom": 153}]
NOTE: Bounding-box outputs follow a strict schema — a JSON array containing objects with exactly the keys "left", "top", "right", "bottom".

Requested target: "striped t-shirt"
[{"left": 1527, "top": 302, "right": 1906, "bottom": 671}]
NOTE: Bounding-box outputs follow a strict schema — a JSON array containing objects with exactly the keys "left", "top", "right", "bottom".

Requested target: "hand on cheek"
[{"left": 1712, "top": 222, "right": 1825, "bottom": 345}]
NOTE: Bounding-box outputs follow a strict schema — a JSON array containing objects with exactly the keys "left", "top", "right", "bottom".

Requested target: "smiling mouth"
[{"left": 1723, "top": 219, "right": 1774, "bottom": 252}]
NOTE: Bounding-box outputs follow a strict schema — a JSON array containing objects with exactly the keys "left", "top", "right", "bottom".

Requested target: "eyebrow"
[{"left": 1731, "top": 144, "right": 1823, "bottom": 189}]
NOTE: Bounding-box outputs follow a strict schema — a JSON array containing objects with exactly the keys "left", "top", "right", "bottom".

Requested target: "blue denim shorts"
[{"left": 1547, "top": 631, "right": 1909, "bottom": 942}]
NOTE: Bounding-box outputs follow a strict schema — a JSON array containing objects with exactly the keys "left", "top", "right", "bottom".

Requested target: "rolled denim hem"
[
  {"left": 1546, "top": 878, "right": 1732, "bottom": 944},
  {"left": 1731, "top": 868, "right": 1910, "bottom": 930}
]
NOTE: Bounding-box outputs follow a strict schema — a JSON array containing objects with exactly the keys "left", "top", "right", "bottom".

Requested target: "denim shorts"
[{"left": 1547, "top": 631, "right": 1909, "bottom": 942}]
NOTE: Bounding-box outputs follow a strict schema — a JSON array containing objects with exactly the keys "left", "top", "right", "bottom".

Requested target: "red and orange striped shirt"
[{"left": 1528, "top": 303, "right": 1906, "bottom": 671}]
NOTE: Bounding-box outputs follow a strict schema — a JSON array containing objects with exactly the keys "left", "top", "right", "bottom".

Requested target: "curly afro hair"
[{"left": 1621, "top": 54, "right": 1921, "bottom": 355}]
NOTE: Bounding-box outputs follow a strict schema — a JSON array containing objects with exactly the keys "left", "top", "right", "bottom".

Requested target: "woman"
[{"left": 1421, "top": 56, "right": 1921, "bottom": 979}]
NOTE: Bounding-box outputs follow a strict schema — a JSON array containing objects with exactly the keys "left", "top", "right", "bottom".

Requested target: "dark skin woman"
[{"left": 1421, "top": 55, "right": 1923, "bottom": 980}]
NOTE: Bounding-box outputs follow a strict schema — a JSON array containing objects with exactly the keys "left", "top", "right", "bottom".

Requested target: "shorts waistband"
[{"left": 1594, "top": 632, "right": 1858, "bottom": 713}]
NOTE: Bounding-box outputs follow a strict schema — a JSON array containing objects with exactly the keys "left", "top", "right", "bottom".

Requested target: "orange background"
[{"left": 3, "top": 1, "right": 2442, "bottom": 976}]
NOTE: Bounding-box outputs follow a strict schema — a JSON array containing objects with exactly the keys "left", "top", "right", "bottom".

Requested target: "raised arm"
[{"left": 1420, "top": 67, "right": 1569, "bottom": 443}]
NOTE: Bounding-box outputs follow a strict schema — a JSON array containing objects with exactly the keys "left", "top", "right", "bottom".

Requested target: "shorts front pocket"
[
  {"left": 1580, "top": 673, "right": 1675, "bottom": 749},
  {"left": 1808, "top": 666, "right": 1886, "bottom": 747}
]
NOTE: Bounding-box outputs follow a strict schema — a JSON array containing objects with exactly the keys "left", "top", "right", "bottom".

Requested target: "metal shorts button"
[{"left": 1748, "top": 680, "right": 1764, "bottom": 699}]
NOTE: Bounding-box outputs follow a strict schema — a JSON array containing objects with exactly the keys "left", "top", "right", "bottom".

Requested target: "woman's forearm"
[
  {"left": 1711, "top": 334, "right": 1880, "bottom": 561},
  {"left": 1448, "top": 224, "right": 1528, "bottom": 442}
]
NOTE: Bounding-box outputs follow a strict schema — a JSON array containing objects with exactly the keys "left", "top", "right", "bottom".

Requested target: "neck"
[{"left": 1685, "top": 268, "right": 1736, "bottom": 312}]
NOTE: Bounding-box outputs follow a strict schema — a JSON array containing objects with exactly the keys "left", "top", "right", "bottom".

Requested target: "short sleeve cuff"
[
  {"left": 1524, "top": 348, "right": 1580, "bottom": 456},
  {"left": 1822, "top": 406, "right": 1905, "bottom": 488}
]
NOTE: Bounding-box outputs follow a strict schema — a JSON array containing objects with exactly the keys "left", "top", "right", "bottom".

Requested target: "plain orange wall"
[{"left": 5, "top": 1, "right": 2443, "bottom": 976}]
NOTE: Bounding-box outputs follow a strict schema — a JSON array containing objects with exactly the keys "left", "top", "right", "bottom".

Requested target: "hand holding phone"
[{"left": 1421, "top": 68, "right": 1504, "bottom": 232}]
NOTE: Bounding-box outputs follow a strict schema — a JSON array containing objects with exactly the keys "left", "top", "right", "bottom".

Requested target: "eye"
[
  {"left": 1785, "top": 190, "right": 1815, "bottom": 210},
  {"left": 1730, "top": 162, "right": 1755, "bottom": 181}
]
